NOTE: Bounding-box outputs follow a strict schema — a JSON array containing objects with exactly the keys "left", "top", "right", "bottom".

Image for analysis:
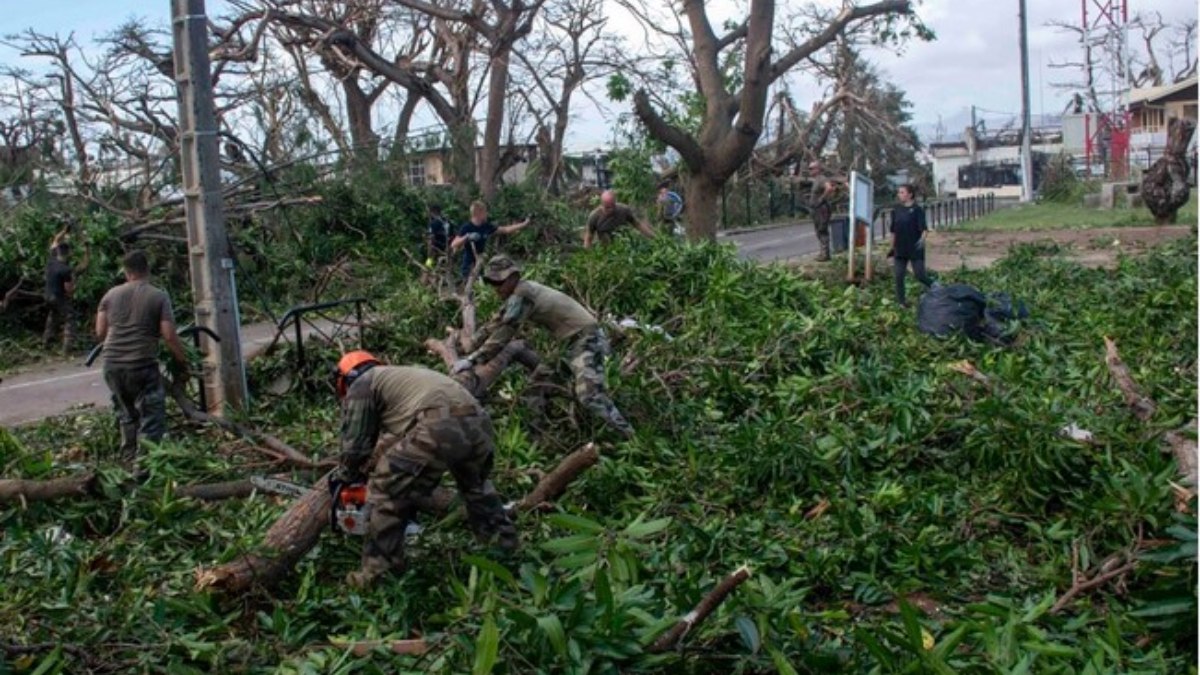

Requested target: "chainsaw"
[{"left": 248, "top": 476, "right": 422, "bottom": 537}]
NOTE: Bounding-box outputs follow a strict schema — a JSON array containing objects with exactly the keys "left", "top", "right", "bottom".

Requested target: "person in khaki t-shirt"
[
  {"left": 455, "top": 255, "right": 634, "bottom": 438},
  {"left": 333, "top": 353, "right": 517, "bottom": 589},
  {"left": 95, "top": 250, "right": 188, "bottom": 464},
  {"left": 583, "top": 190, "right": 655, "bottom": 248}
]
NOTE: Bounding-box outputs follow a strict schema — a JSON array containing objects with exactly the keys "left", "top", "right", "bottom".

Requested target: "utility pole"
[
  {"left": 171, "top": 0, "right": 247, "bottom": 414},
  {"left": 1018, "top": 0, "right": 1034, "bottom": 202}
]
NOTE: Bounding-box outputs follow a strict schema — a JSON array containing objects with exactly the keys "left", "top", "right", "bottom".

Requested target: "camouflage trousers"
[
  {"left": 102, "top": 363, "right": 166, "bottom": 461},
  {"left": 42, "top": 297, "right": 75, "bottom": 354},
  {"left": 813, "top": 208, "right": 832, "bottom": 260},
  {"left": 551, "top": 326, "right": 633, "bottom": 438},
  {"left": 356, "top": 411, "right": 517, "bottom": 586}
]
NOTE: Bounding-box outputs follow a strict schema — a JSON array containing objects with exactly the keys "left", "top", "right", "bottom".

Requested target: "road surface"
[
  {"left": 722, "top": 221, "right": 823, "bottom": 263},
  {"left": 0, "top": 318, "right": 346, "bottom": 426}
]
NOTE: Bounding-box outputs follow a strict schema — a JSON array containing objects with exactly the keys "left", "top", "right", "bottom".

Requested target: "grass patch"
[{"left": 960, "top": 194, "right": 1197, "bottom": 231}]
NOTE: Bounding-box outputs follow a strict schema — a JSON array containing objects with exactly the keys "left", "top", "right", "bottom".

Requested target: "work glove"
[{"left": 451, "top": 358, "right": 473, "bottom": 375}]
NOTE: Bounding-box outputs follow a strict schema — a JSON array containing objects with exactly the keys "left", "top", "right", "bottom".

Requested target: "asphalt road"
[
  {"left": 723, "top": 220, "right": 822, "bottom": 263},
  {"left": 0, "top": 318, "right": 344, "bottom": 427}
]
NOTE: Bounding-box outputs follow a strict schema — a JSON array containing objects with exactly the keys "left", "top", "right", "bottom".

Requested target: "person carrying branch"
[
  {"left": 42, "top": 234, "right": 76, "bottom": 355},
  {"left": 332, "top": 351, "right": 518, "bottom": 589},
  {"left": 583, "top": 190, "right": 655, "bottom": 248},
  {"left": 454, "top": 255, "right": 634, "bottom": 438},
  {"left": 450, "top": 200, "right": 530, "bottom": 281}
]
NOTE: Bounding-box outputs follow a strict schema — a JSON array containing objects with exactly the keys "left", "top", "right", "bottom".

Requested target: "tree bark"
[
  {"left": 518, "top": 443, "right": 598, "bottom": 510},
  {"left": 649, "top": 565, "right": 752, "bottom": 652},
  {"left": 195, "top": 471, "right": 335, "bottom": 593},
  {"left": 0, "top": 473, "right": 96, "bottom": 504}
]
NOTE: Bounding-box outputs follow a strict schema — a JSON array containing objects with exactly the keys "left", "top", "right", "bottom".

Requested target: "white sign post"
[{"left": 846, "top": 171, "right": 875, "bottom": 282}]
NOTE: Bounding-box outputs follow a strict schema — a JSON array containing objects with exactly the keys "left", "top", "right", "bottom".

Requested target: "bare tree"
[
  {"left": 395, "top": 0, "right": 547, "bottom": 200},
  {"left": 512, "top": 0, "right": 618, "bottom": 193},
  {"left": 618, "top": 0, "right": 921, "bottom": 241}
]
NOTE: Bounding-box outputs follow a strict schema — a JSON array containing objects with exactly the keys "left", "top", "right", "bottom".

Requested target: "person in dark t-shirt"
[
  {"left": 888, "top": 184, "right": 934, "bottom": 308},
  {"left": 43, "top": 241, "right": 76, "bottom": 354},
  {"left": 96, "top": 250, "right": 189, "bottom": 464},
  {"left": 449, "top": 200, "right": 530, "bottom": 280}
]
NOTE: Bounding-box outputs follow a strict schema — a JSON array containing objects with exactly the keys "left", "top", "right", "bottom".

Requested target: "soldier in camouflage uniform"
[
  {"left": 453, "top": 256, "right": 634, "bottom": 438},
  {"left": 333, "top": 351, "right": 517, "bottom": 588},
  {"left": 808, "top": 161, "right": 835, "bottom": 262}
]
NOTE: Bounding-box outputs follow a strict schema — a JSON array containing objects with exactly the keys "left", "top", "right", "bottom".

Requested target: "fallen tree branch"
[
  {"left": 650, "top": 565, "right": 752, "bottom": 652},
  {"left": 1101, "top": 340, "right": 1196, "bottom": 485},
  {"left": 1103, "top": 337, "right": 1156, "bottom": 421},
  {"left": 169, "top": 378, "right": 334, "bottom": 470},
  {"left": 195, "top": 470, "right": 335, "bottom": 593},
  {"left": 425, "top": 338, "right": 541, "bottom": 399},
  {"left": 1163, "top": 422, "right": 1198, "bottom": 487},
  {"left": 518, "top": 443, "right": 598, "bottom": 511},
  {"left": 329, "top": 638, "right": 429, "bottom": 657},
  {"left": 1050, "top": 552, "right": 1137, "bottom": 614},
  {"left": 0, "top": 472, "right": 96, "bottom": 504}
]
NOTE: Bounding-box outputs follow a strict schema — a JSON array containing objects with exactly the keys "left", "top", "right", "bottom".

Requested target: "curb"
[{"left": 719, "top": 220, "right": 812, "bottom": 237}]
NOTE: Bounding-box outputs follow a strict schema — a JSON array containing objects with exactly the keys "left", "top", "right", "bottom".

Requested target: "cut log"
[
  {"left": 195, "top": 471, "right": 334, "bottom": 593},
  {"left": 197, "top": 443, "right": 600, "bottom": 594},
  {"left": 176, "top": 479, "right": 259, "bottom": 501},
  {"left": 0, "top": 472, "right": 96, "bottom": 504},
  {"left": 519, "top": 443, "right": 599, "bottom": 511},
  {"left": 649, "top": 565, "right": 752, "bottom": 652}
]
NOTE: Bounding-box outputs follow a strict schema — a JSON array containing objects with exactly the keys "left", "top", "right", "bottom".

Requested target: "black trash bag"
[{"left": 916, "top": 283, "right": 988, "bottom": 339}]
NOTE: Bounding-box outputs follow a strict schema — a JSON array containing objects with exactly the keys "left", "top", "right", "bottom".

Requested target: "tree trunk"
[
  {"left": 195, "top": 471, "right": 335, "bottom": 593},
  {"left": 0, "top": 473, "right": 95, "bottom": 504},
  {"left": 447, "top": 115, "right": 478, "bottom": 196},
  {"left": 343, "top": 79, "right": 378, "bottom": 160},
  {"left": 684, "top": 175, "right": 724, "bottom": 241},
  {"left": 478, "top": 43, "right": 513, "bottom": 200}
]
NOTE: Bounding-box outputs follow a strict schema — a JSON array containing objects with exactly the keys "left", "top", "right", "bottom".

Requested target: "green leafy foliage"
[{"left": 2, "top": 227, "right": 1195, "bottom": 672}]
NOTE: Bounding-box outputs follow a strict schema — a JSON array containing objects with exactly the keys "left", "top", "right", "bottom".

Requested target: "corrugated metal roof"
[{"left": 1128, "top": 75, "right": 1198, "bottom": 105}]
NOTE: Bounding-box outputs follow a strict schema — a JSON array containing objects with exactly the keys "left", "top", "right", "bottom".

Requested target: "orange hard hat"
[{"left": 335, "top": 350, "right": 379, "bottom": 398}]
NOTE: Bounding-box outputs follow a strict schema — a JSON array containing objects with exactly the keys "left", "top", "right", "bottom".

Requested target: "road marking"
[{"left": 1, "top": 369, "right": 99, "bottom": 391}]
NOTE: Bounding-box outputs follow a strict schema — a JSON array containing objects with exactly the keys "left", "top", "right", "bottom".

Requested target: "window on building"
[
  {"left": 1184, "top": 104, "right": 1198, "bottom": 121},
  {"left": 408, "top": 159, "right": 426, "bottom": 186}
]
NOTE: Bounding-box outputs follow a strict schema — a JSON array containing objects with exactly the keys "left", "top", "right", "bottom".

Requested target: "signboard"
[
  {"left": 851, "top": 171, "right": 874, "bottom": 227},
  {"left": 846, "top": 171, "right": 876, "bottom": 281}
]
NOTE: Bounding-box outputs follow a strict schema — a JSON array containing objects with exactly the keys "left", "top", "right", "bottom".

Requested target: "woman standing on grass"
[{"left": 888, "top": 184, "right": 934, "bottom": 308}]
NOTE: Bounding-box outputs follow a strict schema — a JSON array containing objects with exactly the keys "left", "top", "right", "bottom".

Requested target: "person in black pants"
[{"left": 888, "top": 184, "right": 933, "bottom": 308}]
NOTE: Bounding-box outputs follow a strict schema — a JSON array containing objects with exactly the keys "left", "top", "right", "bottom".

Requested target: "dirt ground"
[{"left": 924, "top": 225, "right": 1194, "bottom": 271}]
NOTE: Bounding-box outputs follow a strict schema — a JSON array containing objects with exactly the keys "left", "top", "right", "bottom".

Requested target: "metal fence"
[
  {"left": 872, "top": 193, "right": 998, "bottom": 235},
  {"left": 716, "top": 176, "right": 999, "bottom": 232}
]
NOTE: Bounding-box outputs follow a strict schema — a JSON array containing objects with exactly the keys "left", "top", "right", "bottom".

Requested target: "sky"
[{"left": 2, "top": 0, "right": 1196, "bottom": 150}]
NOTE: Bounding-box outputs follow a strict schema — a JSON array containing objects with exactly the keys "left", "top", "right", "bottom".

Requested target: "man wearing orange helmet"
[{"left": 333, "top": 350, "right": 518, "bottom": 588}]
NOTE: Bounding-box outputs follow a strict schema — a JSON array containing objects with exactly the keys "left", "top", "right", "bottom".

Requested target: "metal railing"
[
  {"left": 267, "top": 297, "right": 370, "bottom": 380},
  {"left": 872, "top": 193, "right": 997, "bottom": 236}
]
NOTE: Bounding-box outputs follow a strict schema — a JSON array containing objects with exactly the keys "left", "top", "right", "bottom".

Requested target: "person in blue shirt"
[
  {"left": 450, "top": 201, "right": 530, "bottom": 280},
  {"left": 887, "top": 184, "right": 934, "bottom": 308},
  {"left": 656, "top": 183, "right": 684, "bottom": 236}
]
